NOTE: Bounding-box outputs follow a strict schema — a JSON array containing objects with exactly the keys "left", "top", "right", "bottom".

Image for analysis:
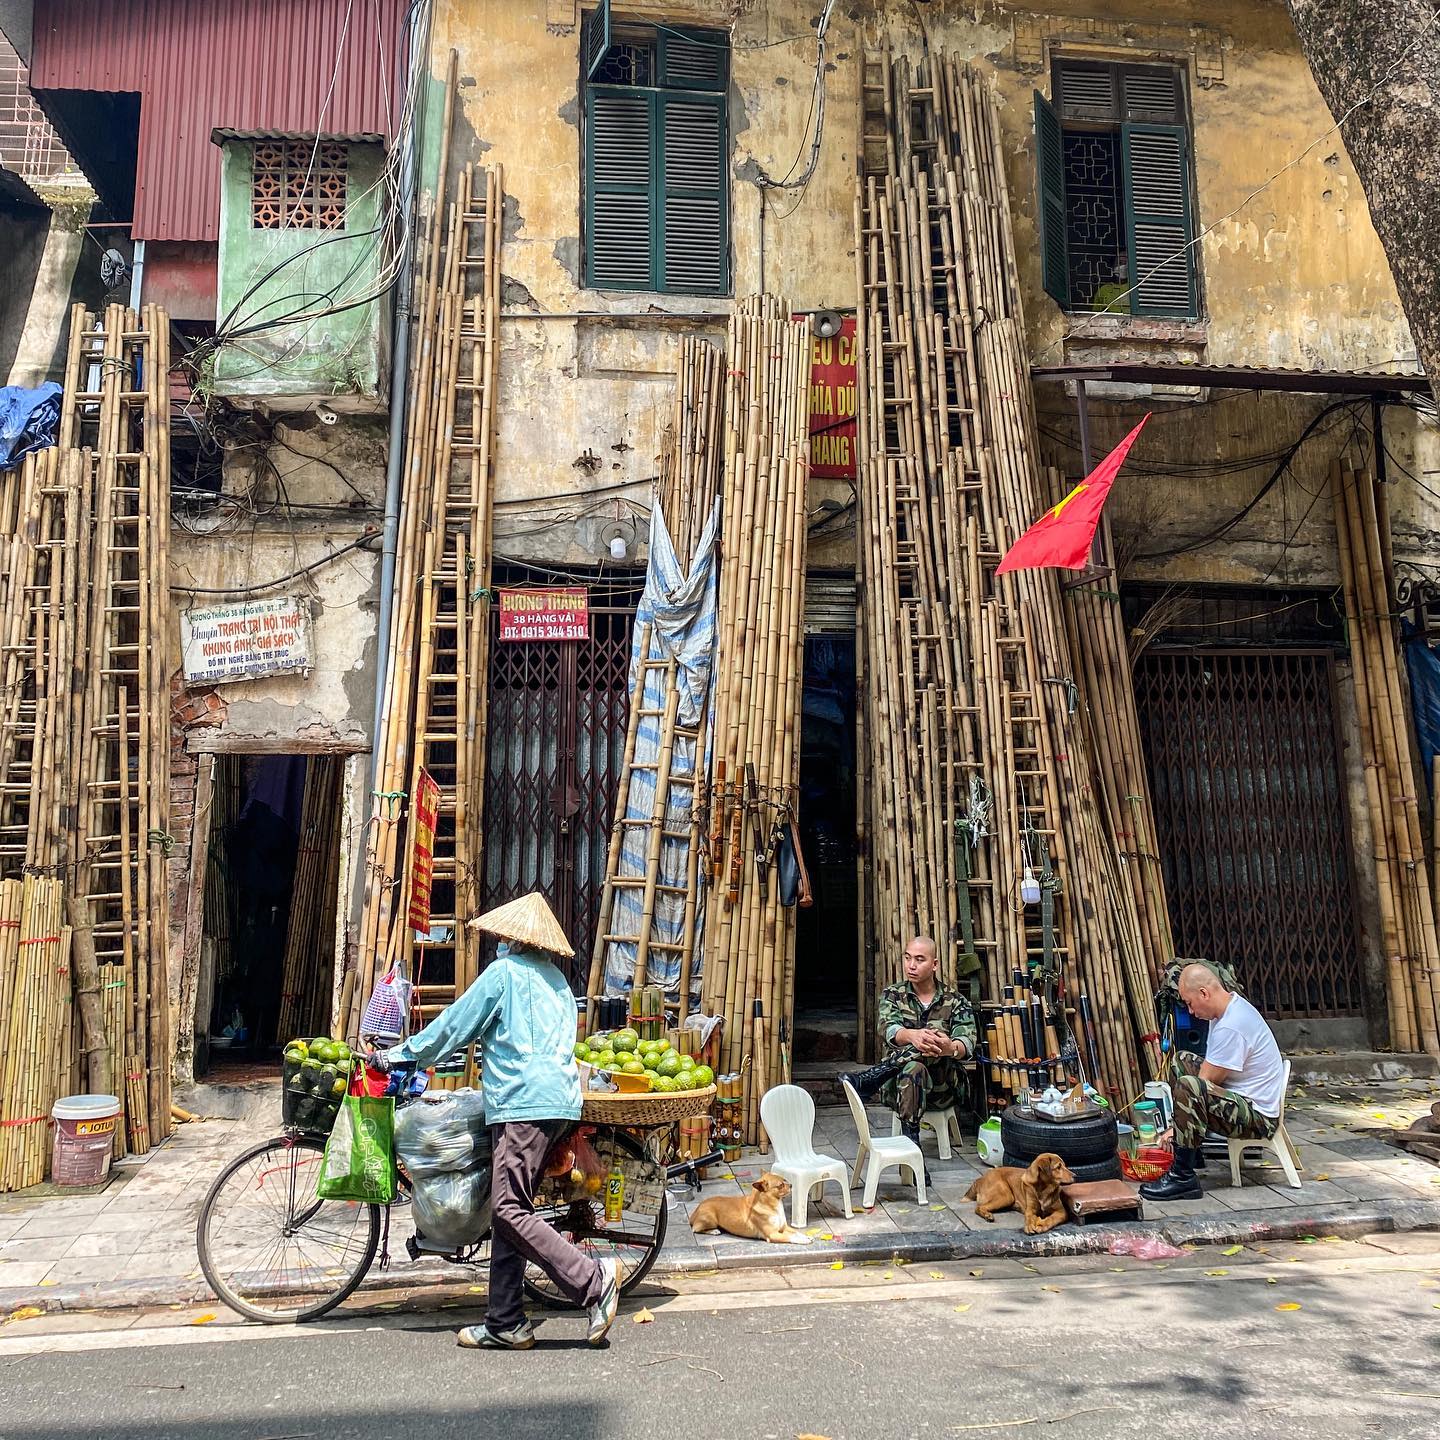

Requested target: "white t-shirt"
[{"left": 1205, "top": 994, "right": 1286, "bottom": 1119}]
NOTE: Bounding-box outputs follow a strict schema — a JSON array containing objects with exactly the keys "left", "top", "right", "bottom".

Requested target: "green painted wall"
[{"left": 211, "top": 140, "right": 386, "bottom": 402}]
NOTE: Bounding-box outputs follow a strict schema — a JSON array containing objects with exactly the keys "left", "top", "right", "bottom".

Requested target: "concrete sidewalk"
[{"left": 1, "top": 1074, "right": 1437, "bottom": 1314}]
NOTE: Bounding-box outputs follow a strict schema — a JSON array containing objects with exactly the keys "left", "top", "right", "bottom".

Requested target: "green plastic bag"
[{"left": 317, "top": 1093, "right": 397, "bottom": 1203}]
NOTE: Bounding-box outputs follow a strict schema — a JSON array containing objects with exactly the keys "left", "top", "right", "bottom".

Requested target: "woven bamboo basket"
[{"left": 581, "top": 1084, "right": 716, "bottom": 1126}]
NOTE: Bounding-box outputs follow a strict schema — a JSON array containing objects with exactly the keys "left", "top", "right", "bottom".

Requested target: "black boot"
[
  {"left": 1139, "top": 1147, "right": 1203, "bottom": 1202},
  {"left": 901, "top": 1120, "right": 932, "bottom": 1185},
  {"left": 839, "top": 1056, "right": 905, "bottom": 1102}
]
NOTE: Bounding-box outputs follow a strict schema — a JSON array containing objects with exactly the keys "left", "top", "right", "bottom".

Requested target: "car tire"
[
  {"left": 1003, "top": 1151, "right": 1122, "bottom": 1185},
  {"left": 1000, "top": 1106, "right": 1118, "bottom": 1165}
]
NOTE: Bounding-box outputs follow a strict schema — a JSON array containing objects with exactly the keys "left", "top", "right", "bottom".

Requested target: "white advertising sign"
[{"left": 181, "top": 595, "right": 313, "bottom": 685}]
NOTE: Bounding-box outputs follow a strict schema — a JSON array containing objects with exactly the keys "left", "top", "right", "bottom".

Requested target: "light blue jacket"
[{"left": 387, "top": 943, "right": 581, "bottom": 1125}]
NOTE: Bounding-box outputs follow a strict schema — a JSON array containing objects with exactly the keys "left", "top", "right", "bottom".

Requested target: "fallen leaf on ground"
[
  {"left": 895, "top": 1258, "right": 911, "bottom": 1266},
  {"left": 1222, "top": 1245, "right": 1243, "bottom": 1256},
  {"left": 633, "top": 1308, "right": 655, "bottom": 1324},
  {"left": 952, "top": 1303, "right": 972, "bottom": 1313},
  {"left": 38, "top": 1280, "right": 56, "bottom": 1288},
  {"left": 1315, "top": 1173, "right": 1330, "bottom": 1181},
  {"left": 796, "top": 1434, "right": 832, "bottom": 1439},
  {"left": 969, "top": 1268, "right": 984, "bottom": 1278},
  {"left": 2, "top": 1307, "right": 43, "bottom": 1325},
  {"left": 1041, "top": 1285, "right": 1062, "bottom": 1293},
  {"left": 1205, "top": 1270, "right": 1229, "bottom": 1277},
  {"left": 468, "top": 1285, "right": 485, "bottom": 1293},
  {"left": 828, "top": 1261, "right": 844, "bottom": 1270},
  {"left": 1266, "top": 1278, "right": 1278, "bottom": 1285},
  {"left": 1321, "top": 1235, "right": 1342, "bottom": 1243},
  {"left": 882, "top": 1272, "right": 894, "bottom": 1280},
  {"left": 929, "top": 1271, "right": 946, "bottom": 1280},
  {"left": 189, "top": 1313, "right": 218, "bottom": 1325},
  {"left": 1275, "top": 1302, "right": 1302, "bottom": 1311}
]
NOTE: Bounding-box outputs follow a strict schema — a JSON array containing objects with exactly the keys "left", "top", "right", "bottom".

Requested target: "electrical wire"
[
  {"left": 170, "top": 532, "right": 378, "bottom": 596},
  {"left": 752, "top": 0, "right": 835, "bottom": 194}
]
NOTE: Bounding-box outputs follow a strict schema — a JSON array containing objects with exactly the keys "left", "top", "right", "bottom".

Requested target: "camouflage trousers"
[
  {"left": 881, "top": 1051, "right": 963, "bottom": 1125},
  {"left": 1169, "top": 1051, "right": 1277, "bottom": 1149}
]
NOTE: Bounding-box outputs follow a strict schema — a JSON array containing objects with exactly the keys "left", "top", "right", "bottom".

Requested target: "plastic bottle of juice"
[{"left": 604, "top": 1161, "right": 625, "bottom": 1222}]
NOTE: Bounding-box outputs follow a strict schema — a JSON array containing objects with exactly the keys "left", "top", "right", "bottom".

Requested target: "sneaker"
[
  {"left": 586, "top": 1257, "right": 619, "bottom": 1346},
  {"left": 457, "top": 1321, "right": 535, "bottom": 1350}
]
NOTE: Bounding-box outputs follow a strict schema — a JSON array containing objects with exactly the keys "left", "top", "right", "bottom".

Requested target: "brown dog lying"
[
  {"left": 689, "top": 1172, "right": 813, "bottom": 1244},
  {"left": 964, "top": 1153, "right": 1075, "bottom": 1234}
]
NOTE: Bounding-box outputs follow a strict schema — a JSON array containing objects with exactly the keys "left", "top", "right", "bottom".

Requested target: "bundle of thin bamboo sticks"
[
  {"left": 854, "top": 50, "right": 1161, "bottom": 1101},
  {"left": 699, "top": 296, "right": 811, "bottom": 1143},
  {"left": 350, "top": 55, "right": 503, "bottom": 1042},
  {"left": 277, "top": 756, "right": 343, "bottom": 1040},
  {"left": 1332, "top": 460, "right": 1440, "bottom": 1054},
  {"left": 658, "top": 336, "right": 725, "bottom": 566},
  {"left": 0, "top": 302, "right": 172, "bottom": 1186}
]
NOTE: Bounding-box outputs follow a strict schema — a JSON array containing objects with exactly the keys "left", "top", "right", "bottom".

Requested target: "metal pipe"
[{"left": 370, "top": 8, "right": 426, "bottom": 785}]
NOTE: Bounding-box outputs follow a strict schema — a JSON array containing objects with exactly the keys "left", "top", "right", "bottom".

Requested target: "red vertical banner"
[
  {"left": 407, "top": 769, "right": 441, "bottom": 932},
  {"left": 808, "top": 316, "right": 857, "bottom": 480}
]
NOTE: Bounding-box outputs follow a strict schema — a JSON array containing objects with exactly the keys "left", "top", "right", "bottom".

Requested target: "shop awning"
[{"left": 1031, "top": 361, "right": 1430, "bottom": 396}]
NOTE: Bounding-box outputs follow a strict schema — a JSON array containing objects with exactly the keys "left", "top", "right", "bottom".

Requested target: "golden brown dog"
[
  {"left": 964, "top": 1153, "right": 1075, "bottom": 1234},
  {"left": 689, "top": 1172, "right": 813, "bottom": 1244}
]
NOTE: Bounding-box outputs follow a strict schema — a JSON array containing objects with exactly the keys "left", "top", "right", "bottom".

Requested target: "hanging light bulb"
[
  {"left": 1020, "top": 866, "right": 1041, "bottom": 905},
  {"left": 609, "top": 533, "right": 627, "bottom": 560}
]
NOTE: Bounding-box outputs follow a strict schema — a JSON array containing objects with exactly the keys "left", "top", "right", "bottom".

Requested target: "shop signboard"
[
  {"left": 407, "top": 768, "right": 441, "bottom": 932},
  {"left": 808, "top": 315, "right": 857, "bottom": 480},
  {"left": 498, "top": 586, "right": 589, "bottom": 642},
  {"left": 180, "top": 594, "right": 312, "bottom": 685}
]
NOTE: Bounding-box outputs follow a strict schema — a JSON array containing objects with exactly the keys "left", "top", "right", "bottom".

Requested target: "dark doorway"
[
  {"left": 793, "top": 632, "right": 859, "bottom": 1060},
  {"left": 196, "top": 753, "right": 344, "bottom": 1075}
]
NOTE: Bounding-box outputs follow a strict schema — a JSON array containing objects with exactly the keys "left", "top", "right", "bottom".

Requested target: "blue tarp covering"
[
  {"left": 600, "top": 502, "right": 718, "bottom": 1003},
  {"left": 0, "top": 383, "right": 61, "bottom": 470},
  {"left": 1403, "top": 620, "right": 1440, "bottom": 795}
]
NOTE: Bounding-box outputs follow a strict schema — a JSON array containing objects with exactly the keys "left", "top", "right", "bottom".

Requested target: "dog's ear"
[{"left": 751, "top": 1177, "right": 769, "bottom": 1192}]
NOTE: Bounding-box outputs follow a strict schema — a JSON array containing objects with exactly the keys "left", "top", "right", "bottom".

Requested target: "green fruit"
[
  {"left": 573, "top": 1042, "right": 589, "bottom": 1060},
  {"left": 641, "top": 1050, "right": 661, "bottom": 1070},
  {"left": 283, "top": 1043, "right": 306, "bottom": 1065},
  {"left": 690, "top": 1064, "right": 715, "bottom": 1088},
  {"left": 657, "top": 1052, "right": 682, "bottom": 1078},
  {"left": 590, "top": 1033, "right": 611, "bottom": 1051},
  {"left": 301, "top": 1057, "right": 322, "bottom": 1071},
  {"left": 656, "top": 1038, "right": 671, "bottom": 1053},
  {"left": 612, "top": 1033, "right": 638, "bottom": 1054},
  {"left": 596, "top": 1051, "right": 616, "bottom": 1069},
  {"left": 332, "top": 1043, "right": 352, "bottom": 1063},
  {"left": 622, "top": 1059, "right": 646, "bottom": 1075},
  {"left": 330, "top": 1077, "right": 347, "bottom": 1098}
]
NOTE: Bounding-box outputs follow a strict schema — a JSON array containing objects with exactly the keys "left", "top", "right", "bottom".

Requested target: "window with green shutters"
[
  {"left": 1034, "top": 58, "right": 1199, "bottom": 319},
  {"left": 582, "top": 13, "right": 730, "bottom": 295}
]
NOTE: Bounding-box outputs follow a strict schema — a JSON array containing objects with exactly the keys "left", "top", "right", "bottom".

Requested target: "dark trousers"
[{"left": 486, "top": 1120, "right": 605, "bottom": 1331}]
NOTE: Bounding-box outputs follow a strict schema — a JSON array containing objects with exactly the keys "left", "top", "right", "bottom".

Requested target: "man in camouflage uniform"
[
  {"left": 1141, "top": 962, "right": 1286, "bottom": 1203},
  {"left": 873, "top": 937, "right": 977, "bottom": 1146}
]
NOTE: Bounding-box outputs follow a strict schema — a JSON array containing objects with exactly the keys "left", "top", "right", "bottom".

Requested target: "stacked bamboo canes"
[
  {"left": 854, "top": 49, "right": 1159, "bottom": 1101},
  {"left": 1332, "top": 461, "right": 1440, "bottom": 1054},
  {"left": 699, "top": 296, "right": 810, "bottom": 1144},
  {"left": 350, "top": 54, "right": 503, "bottom": 1041},
  {"left": 589, "top": 338, "right": 724, "bottom": 1020},
  {"left": 276, "top": 757, "right": 344, "bottom": 1040}
]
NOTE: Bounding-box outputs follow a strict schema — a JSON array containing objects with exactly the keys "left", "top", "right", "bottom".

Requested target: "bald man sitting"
[{"left": 1140, "top": 962, "right": 1288, "bottom": 1203}]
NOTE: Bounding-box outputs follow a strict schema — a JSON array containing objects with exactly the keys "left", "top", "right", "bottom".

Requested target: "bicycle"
[{"left": 196, "top": 1072, "right": 719, "bottom": 1325}]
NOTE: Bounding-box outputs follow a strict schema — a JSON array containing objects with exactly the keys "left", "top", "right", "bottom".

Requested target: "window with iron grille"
[
  {"left": 251, "top": 140, "right": 349, "bottom": 231},
  {"left": 1034, "top": 59, "right": 1199, "bottom": 319},
  {"left": 581, "top": 4, "right": 730, "bottom": 296}
]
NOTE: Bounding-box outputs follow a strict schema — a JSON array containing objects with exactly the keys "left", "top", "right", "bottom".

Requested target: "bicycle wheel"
[
  {"left": 196, "top": 1133, "right": 381, "bottom": 1324},
  {"left": 523, "top": 1129, "right": 668, "bottom": 1307}
]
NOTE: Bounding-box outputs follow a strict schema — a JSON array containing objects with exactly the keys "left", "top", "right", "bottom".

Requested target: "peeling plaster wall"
[{"left": 431, "top": 0, "right": 1430, "bottom": 584}]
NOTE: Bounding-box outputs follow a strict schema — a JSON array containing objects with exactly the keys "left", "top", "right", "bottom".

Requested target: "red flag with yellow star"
[{"left": 995, "top": 414, "right": 1150, "bottom": 576}]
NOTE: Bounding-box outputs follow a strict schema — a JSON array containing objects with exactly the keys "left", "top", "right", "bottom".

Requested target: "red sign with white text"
[
  {"left": 808, "top": 317, "right": 857, "bottom": 480},
  {"left": 498, "top": 587, "right": 589, "bottom": 642}
]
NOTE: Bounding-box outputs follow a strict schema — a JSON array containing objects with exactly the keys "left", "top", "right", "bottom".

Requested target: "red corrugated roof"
[{"left": 30, "top": 0, "right": 404, "bottom": 243}]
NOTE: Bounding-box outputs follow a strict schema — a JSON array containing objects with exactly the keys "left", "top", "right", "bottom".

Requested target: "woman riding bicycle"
[{"left": 371, "top": 891, "right": 619, "bottom": 1351}]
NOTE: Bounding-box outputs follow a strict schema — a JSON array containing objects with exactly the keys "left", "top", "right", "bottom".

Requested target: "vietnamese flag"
[{"left": 995, "top": 414, "right": 1151, "bottom": 576}]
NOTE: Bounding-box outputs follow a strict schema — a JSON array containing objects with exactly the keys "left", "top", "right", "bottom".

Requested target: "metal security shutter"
[
  {"left": 586, "top": 91, "right": 654, "bottom": 289},
  {"left": 1033, "top": 92, "right": 1069, "bottom": 308},
  {"left": 1057, "top": 62, "right": 1116, "bottom": 121},
  {"left": 660, "top": 94, "right": 727, "bottom": 295},
  {"left": 1123, "top": 123, "right": 1196, "bottom": 317},
  {"left": 804, "top": 574, "right": 857, "bottom": 634}
]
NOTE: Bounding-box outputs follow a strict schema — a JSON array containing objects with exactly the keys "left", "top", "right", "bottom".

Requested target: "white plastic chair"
[
  {"left": 759, "top": 1085, "right": 853, "bottom": 1228},
  {"left": 1226, "top": 1059, "right": 1302, "bottom": 1190},
  {"left": 890, "top": 1104, "right": 961, "bottom": 1160},
  {"left": 841, "top": 1077, "right": 927, "bottom": 1207}
]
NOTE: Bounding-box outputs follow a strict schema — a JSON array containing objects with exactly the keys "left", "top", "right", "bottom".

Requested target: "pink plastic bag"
[{"left": 1107, "top": 1233, "right": 1187, "bottom": 1261}]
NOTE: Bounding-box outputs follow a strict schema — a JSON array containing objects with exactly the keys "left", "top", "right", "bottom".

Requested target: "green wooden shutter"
[
  {"left": 658, "top": 28, "right": 728, "bottom": 91},
  {"left": 585, "top": 89, "right": 656, "bottom": 290},
  {"left": 583, "top": 0, "right": 611, "bottom": 81},
  {"left": 1033, "top": 91, "right": 1069, "bottom": 308},
  {"left": 659, "top": 92, "right": 728, "bottom": 295},
  {"left": 1122, "top": 123, "right": 1197, "bottom": 317}
]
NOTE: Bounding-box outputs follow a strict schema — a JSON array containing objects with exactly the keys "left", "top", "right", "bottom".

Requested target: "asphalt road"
[{"left": 2, "top": 1240, "right": 1438, "bottom": 1440}]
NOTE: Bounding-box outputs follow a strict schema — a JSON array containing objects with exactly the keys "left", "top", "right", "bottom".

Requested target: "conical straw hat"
[{"left": 468, "top": 890, "right": 575, "bottom": 958}]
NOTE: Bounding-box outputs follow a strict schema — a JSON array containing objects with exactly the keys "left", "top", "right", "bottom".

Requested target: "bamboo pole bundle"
[
  {"left": 854, "top": 49, "right": 1163, "bottom": 1101},
  {"left": 698, "top": 296, "right": 809, "bottom": 1144},
  {"left": 1333, "top": 461, "right": 1440, "bottom": 1053}
]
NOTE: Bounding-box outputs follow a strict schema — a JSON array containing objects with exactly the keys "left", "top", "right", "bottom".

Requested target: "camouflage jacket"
[{"left": 878, "top": 981, "right": 977, "bottom": 1058}]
